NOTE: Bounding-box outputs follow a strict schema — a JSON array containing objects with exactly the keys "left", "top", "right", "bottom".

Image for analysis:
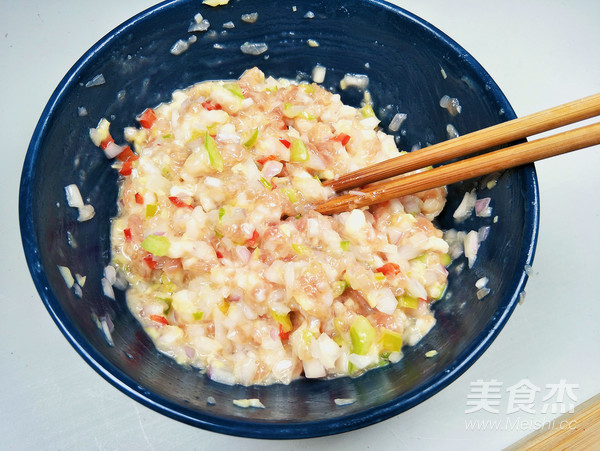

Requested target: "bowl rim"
[{"left": 19, "top": 0, "right": 539, "bottom": 439}]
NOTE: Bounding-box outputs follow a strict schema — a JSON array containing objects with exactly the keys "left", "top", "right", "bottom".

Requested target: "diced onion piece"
[
  {"left": 240, "top": 42, "right": 268, "bottom": 55},
  {"left": 209, "top": 365, "right": 235, "bottom": 385},
  {"left": 340, "top": 73, "right": 369, "bottom": 90},
  {"left": 65, "top": 184, "right": 84, "bottom": 208},
  {"left": 262, "top": 160, "right": 283, "bottom": 179},
  {"left": 99, "top": 316, "right": 114, "bottom": 346},
  {"left": 232, "top": 398, "right": 265, "bottom": 408},
  {"left": 475, "top": 277, "right": 489, "bottom": 289},
  {"left": 388, "top": 113, "right": 407, "bottom": 132},
  {"left": 203, "top": 0, "right": 229, "bottom": 6},
  {"left": 453, "top": 190, "right": 476, "bottom": 221},
  {"left": 307, "top": 39, "right": 319, "bottom": 48},
  {"left": 477, "top": 287, "right": 491, "bottom": 300},
  {"left": 104, "top": 141, "right": 126, "bottom": 159},
  {"left": 304, "top": 11, "right": 315, "bottom": 19},
  {"left": 372, "top": 288, "right": 397, "bottom": 315},
  {"left": 446, "top": 124, "right": 459, "bottom": 139},
  {"left": 425, "top": 350, "right": 438, "bottom": 358},
  {"left": 439, "top": 95, "right": 462, "bottom": 116},
  {"left": 334, "top": 398, "right": 356, "bottom": 406},
  {"left": 475, "top": 197, "right": 492, "bottom": 217},
  {"left": 464, "top": 230, "right": 479, "bottom": 268},
  {"left": 77, "top": 204, "right": 95, "bottom": 222},
  {"left": 85, "top": 74, "right": 105, "bottom": 88},
  {"left": 312, "top": 64, "right": 326, "bottom": 83},
  {"left": 89, "top": 118, "right": 111, "bottom": 147},
  {"left": 104, "top": 265, "right": 117, "bottom": 285},
  {"left": 241, "top": 12, "right": 258, "bottom": 23},
  {"left": 101, "top": 277, "right": 115, "bottom": 300},
  {"left": 188, "top": 19, "right": 210, "bottom": 32},
  {"left": 58, "top": 265, "right": 74, "bottom": 288},
  {"left": 170, "top": 39, "right": 190, "bottom": 55},
  {"left": 302, "top": 358, "right": 326, "bottom": 378}
]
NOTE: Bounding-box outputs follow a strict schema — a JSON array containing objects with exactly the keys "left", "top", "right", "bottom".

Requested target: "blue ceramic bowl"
[{"left": 19, "top": 0, "right": 538, "bottom": 439}]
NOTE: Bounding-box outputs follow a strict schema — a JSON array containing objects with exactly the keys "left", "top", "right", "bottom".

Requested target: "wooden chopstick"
[
  {"left": 315, "top": 95, "right": 600, "bottom": 216},
  {"left": 322, "top": 93, "right": 600, "bottom": 193}
]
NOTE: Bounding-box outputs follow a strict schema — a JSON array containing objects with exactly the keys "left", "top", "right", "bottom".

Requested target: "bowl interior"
[{"left": 20, "top": 0, "right": 537, "bottom": 438}]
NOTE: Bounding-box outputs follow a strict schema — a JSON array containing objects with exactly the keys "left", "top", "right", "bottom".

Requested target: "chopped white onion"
[
  {"left": 446, "top": 123, "right": 459, "bottom": 139},
  {"left": 373, "top": 288, "right": 397, "bottom": 315},
  {"left": 475, "top": 277, "right": 489, "bottom": 289},
  {"left": 188, "top": 19, "right": 210, "bottom": 32},
  {"left": 209, "top": 365, "right": 235, "bottom": 385},
  {"left": 222, "top": 21, "right": 235, "bottom": 29},
  {"left": 170, "top": 39, "right": 190, "bottom": 55},
  {"left": 75, "top": 274, "right": 86, "bottom": 287},
  {"left": 103, "top": 141, "right": 125, "bottom": 159},
  {"left": 103, "top": 265, "right": 117, "bottom": 285},
  {"left": 57, "top": 265, "right": 74, "bottom": 288},
  {"left": 101, "top": 277, "right": 115, "bottom": 300},
  {"left": 77, "top": 204, "right": 95, "bottom": 222},
  {"left": 240, "top": 42, "right": 268, "bottom": 55},
  {"left": 235, "top": 245, "right": 252, "bottom": 264},
  {"left": 241, "top": 12, "right": 258, "bottom": 23},
  {"left": 302, "top": 358, "right": 326, "bottom": 378},
  {"left": 334, "top": 398, "right": 356, "bottom": 406},
  {"left": 478, "top": 225, "right": 491, "bottom": 242},
  {"left": 453, "top": 190, "right": 476, "bottom": 221},
  {"left": 204, "top": 176, "right": 223, "bottom": 188},
  {"left": 463, "top": 230, "right": 480, "bottom": 268},
  {"left": 439, "top": 95, "right": 462, "bottom": 116},
  {"left": 65, "top": 184, "right": 84, "bottom": 208},
  {"left": 232, "top": 398, "right": 265, "bottom": 408},
  {"left": 304, "top": 11, "right": 315, "bottom": 19},
  {"left": 85, "top": 74, "right": 105, "bottom": 88},
  {"left": 261, "top": 160, "right": 283, "bottom": 179},
  {"left": 476, "top": 287, "right": 490, "bottom": 300},
  {"left": 340, "top": 73, "right": 369, "bottom": 90},
  {"left": 206, "top": 396, "right": 216, "bottom": 405},
  {"left": 307, "top": 39, "right": 319, "bottom": 48},
  {"left": 99, "top": 316, "right": 114, "bottom": 346},
  {"left": 475, "top": 197, "right": 492, "bottom": 217},
  {"left": 388, "top": 112, "right": 407, "bottom": 132}
]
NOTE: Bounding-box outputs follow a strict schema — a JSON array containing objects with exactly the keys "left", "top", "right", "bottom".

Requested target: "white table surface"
[{"left": 2, "top": 1, "right": 599, "bottom": 449}]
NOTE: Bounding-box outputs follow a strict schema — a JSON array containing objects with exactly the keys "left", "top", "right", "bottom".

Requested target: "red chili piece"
[
  {"left": 278, "top": 324, "right": 290, "bottom": 340},
  {"left": 332, "top": 133, "right": 351, "bottom": 146},
  {"left": 201, "top": 101, "right": 222, "bottom": 111},
  {"left": 143, "top": 255, "right": 157, "bottom": 269},
  {"left": 137, "top": 108, "right": 157, "bottom": 129},
  {"left": 168, "top": 196, "right": 194, "bottom": 209},
  {"left": 246, "top": 230, "right": 259, "bottom": 247},
  {"left": 149, "top": 315, "right": 169, "bottom": 326},
  {"left": 376, "top": 262, "right": 401, "bottom": 277},
  {"left": 257, "top": 155, "right": 279, "bottom": 165}
]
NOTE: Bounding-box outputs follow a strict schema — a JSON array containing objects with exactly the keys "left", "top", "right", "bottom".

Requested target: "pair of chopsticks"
[{"left": 315, "top": 93, "right": 600, "bottom": 215}]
